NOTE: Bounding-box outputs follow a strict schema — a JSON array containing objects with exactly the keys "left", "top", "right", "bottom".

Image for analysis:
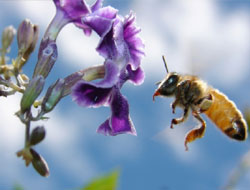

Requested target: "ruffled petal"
[
  {"left": 126, "top": 64, "right": 145, "bottom": 85},
  {"left": 123, "top": 12, "right": 145, "bottom": 70},
  {"left": 96, "top": 17, "right": 122, "bottom": 60},
  {"left": 97, "top": 87, "right": 136, "bottom": 136},
  {"left": 96, "top": 12, "right": 144, "bottom": 71}
]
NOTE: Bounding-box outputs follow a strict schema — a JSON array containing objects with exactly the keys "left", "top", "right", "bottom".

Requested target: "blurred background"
[{"left": 0, "top": 0, "right": 250, "bottom": 189}]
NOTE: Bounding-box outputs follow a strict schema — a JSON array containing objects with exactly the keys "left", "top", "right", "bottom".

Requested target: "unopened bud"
[
  {"left": 42, "top": 78, "right": 65, "bottom": 113},
  {"left": 1, "top": 25, "right": 16, "bottom": 51},
  {"left": 23, "top": 25, "right": 39, "bottom": 62},
  {"left": 30, "top": 148, "right": 50, "bottom": 177},
  {"left": 30, "top": 126, "right": 46, "bottom": 146},
  {"left": 21, "top": 75, "right": 45, "bottom": 112},
  {"left": 17, "top": 19, "right": 39, "bottom": 60},
  {"left": 33, "top": 43, "right": 57, "bottom": 79}
]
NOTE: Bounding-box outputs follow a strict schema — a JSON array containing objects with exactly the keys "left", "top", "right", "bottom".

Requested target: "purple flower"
[
  {"left": 52, "top": 0, "right": 103, "bottom": 35},
  {"left": 36, "top": 0, "right": 105, "bottom": 80},
  {"left": 72, "top": 9, "right": 145, "bottom": 136}
]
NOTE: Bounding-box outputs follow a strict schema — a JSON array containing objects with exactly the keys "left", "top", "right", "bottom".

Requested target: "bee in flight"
[{"left": 153, "top": 56, "right": 248, "bottom": 150}]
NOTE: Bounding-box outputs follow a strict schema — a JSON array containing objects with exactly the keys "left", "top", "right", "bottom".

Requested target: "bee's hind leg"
[
  {"left": 184, "top": 111, "right": 206, "bottom": 151},
  {"left": 170, "top": 107, "right": 189, "bottom": 129}
]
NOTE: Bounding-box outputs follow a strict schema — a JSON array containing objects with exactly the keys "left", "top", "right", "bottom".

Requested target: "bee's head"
[
  {"left": 153, "top": 56, "right": 180, "bottom": 100},
  {"left": 153, "top": 72, "right": 180, "bottom": 100}
]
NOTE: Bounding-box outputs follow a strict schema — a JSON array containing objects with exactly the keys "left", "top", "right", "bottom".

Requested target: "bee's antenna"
[{"left": 162, "top": 55, "right": 169, "bottom": 73}]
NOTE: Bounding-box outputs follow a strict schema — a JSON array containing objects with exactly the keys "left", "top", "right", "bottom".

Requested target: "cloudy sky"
[{"left": 0, "top": 0, "right": 250, "bottom": 189}]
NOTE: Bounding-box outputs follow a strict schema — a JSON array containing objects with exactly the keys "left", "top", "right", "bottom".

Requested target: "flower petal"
[
  {"left": 97, "top": 119, "right": 112, "bottom": 135},
  {"left": 72, "top": 82, "right": 112, "bottom": 107},
  {"left": 126, "top": 64, "right": 145, "bottom": 85},
  {"left": 83, "top": 6, "right": 117, "bottom": 37},
  {"left": 99, "top": 60, "right": 120, "bottom": 87},
  {"left": 72, "top": 60, "right": 119, "bottom": 107},
  {"left": 123, "top": 12, "right": 145, "bottom": 70},
  {"left": 53, "top": 0, "right": 91, "bottom": 21},
  {"left": 91, "top": 0, "right": 103, "bottom": 12},
  {"left": 96, "top": 16, "right": 125, "bottom": 61},
  {"left": 109, "top": 88, "right": 137, "bottom": 135}
]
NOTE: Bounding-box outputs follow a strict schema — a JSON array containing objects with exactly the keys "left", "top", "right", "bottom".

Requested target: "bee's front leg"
[
  {"left": 184, "top": 111, "right": 206, "bottom": 151},
  {"left": 171, "top": 99, "right": 178, "bottom": 114},
  {"left": 170, "top": 107, "right": 188, "bottom": 129}
]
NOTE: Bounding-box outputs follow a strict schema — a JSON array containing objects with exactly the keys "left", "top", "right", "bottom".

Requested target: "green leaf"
[
  {"left": 13, "top": 183, "right": 24, "bottom": 190},
  {"left": 82, "top": 170, "right": 119, "bottom": 190}
]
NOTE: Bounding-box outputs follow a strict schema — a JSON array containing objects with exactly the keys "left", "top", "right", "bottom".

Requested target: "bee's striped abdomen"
[{"left": 204, "top": 89, "right": 247, "bottom": 140}]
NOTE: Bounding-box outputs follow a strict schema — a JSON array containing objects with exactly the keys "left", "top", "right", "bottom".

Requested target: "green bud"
[
  {"left": 30, "top": 148, "right": 50, "bottom": 177},
  {"left": 33, "top": 42, "right": 57, "bottom": 79},
  {"left": 30, "top": 126, "right": 46, "bottom": 146},
  {"left": 17, "top": 19, "right": 39, "bottom": 62},
  {"left": 42, "top": 78, "right": 65, "bottom": 113},
  {"left": 21, "top": 75, "right": 45, "bottom": 113},
  {"left": 1, "top": 25, "right": 16, "bottom": 52}
]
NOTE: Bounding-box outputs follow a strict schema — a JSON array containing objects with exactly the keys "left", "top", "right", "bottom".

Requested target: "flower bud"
[
  {"left": 1, "top": 25, "right": 16, "bottom": 52},
  {"left": 22, "top": 25, "right": 39, "bottom": 61},
  {"left": 30, "top": 126, "right": 46, "bottom": 146},
  {"left": 30, "top": 148, "right": 50, "bottom": 177},
  {"left": 33, "top": 42, "right": 57, "bottom": 79},
  {"left": 17, "top": 19, "right": 39, "bottom": 60},
  {"left": 21, "top": 75, "right": 45, "bottom": 113},
  {"left": 42, "top": 78, "right": 65, "bottom": 113}
]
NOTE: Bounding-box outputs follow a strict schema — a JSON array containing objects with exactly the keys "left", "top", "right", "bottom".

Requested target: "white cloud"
[
  {"left": 133, "top": 0, "right": 250, "bottom": 86},
  {"left": 152, "top": 117, "right": 201, "bottom": 162}
]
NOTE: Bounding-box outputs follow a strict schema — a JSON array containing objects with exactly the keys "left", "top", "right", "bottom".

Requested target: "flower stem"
[
  {"left": 82, "top": 65, "right": 105, "bottom": 81},
  {"left": 25, "top": 120, "right": 31, "bottom": 148},
  {"left": 43, "top": 9, "right": 69, "bottom": 42}
]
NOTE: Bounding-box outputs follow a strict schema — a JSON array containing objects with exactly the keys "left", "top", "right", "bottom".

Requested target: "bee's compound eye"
[
  {"left": 165, "top": 74, "right": 178, "bottom": 87},
  {"left": 159, "top": 74, "right": 179, "bottom": 96}
]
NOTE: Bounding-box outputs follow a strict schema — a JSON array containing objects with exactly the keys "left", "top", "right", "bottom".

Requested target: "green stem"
[
  {"left": 43, "top": 9, "right": 69, "bottom": 42},
  {"left": 82, "top": 65, "right": 105, "bottom": 81},
  {"left": 14, "top": 53, "right": 24, "bottom": 86},
  {"left": 25, "top": 120, "right": 30, "bottom": 148}
]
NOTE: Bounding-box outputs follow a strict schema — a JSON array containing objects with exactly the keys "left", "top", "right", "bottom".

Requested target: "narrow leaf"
[{"left": 82, "top": 170, "right": 119, "bottom": 190}]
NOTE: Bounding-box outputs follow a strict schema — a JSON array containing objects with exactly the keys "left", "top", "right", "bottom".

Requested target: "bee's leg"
[
  {"left": 170, "top": 107, "right": 188, "bottom": 129},
  {"left": 171, "top": 99, "right": 178, "bottom": 114},
  {"left": 184, "top": 111, "right": 206, "bottom": 151}
]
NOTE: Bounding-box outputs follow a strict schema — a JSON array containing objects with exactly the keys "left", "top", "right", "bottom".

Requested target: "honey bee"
[{"left": 153, "top": 56, "right": 248, "bottom": 150}]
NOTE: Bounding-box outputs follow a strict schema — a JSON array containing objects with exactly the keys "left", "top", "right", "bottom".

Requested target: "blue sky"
[{"left": 0, "top": 0, "right": 250, "bottom": 190}]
